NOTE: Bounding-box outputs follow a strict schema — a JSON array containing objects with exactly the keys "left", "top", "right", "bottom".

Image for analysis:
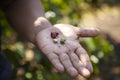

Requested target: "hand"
[{"left": 35, "top": 24, "right": 99, "bottom": 77}]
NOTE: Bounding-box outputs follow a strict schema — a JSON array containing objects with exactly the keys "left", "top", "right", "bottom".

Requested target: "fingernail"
[
  {"left": 69, "top": 68, "right": 78, "bottom": 77},
  {"left": 56, "top": 64, "right": 64, "bottom": 72},
  {"left": 82, "top": 68, "right": 91, "bottom": 78},
  {"left": 88, "top": 65, "right": 93, "bottom": 73}
]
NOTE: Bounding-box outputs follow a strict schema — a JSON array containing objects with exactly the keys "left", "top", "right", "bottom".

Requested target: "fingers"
[
  {"left": 59, "top": 53, "right": 78, "bottom": 77},
  {"left": 74, "top": 27, "right": 100, "bottom": 37},
  {"left": 69, "top": 52, "right": 91, "bottom": 78},
  {"left": 75, "top": 47, "right": 93, "bottom": 73},
  {"left": 47, "top": 53, "right": 64, "bottom": 72}
]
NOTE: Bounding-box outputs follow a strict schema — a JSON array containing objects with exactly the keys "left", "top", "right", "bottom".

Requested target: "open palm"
[{"left": 36, "top": 24, "right": 99, "bottom": 77}]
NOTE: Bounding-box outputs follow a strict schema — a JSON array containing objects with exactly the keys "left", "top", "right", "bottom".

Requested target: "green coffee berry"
[{"left": 60, "top": 36, "right": 66, "bottom": 44}]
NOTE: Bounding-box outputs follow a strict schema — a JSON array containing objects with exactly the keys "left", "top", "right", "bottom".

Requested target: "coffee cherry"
[
  {"left": 53, "top": 39, "right": 58, "bottom": 43},
  {"left": 60, "top": 36, "right": 66, "bottom": 44},
  {"left": 51, "top": 32, "right": 59, "bottom": 39}
]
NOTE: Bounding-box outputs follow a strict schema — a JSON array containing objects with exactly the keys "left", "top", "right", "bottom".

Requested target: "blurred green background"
[{"left": 1, "top": 0, "right": 120, "bottom": 80}]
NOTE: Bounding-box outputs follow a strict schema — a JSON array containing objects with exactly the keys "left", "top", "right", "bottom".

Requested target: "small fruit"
[
  {"left": 60, "top": 36, "right": 66, "bottom": 44},
  {"left": 51, "top": 32, "right": 59, "bottom": 39},
  {"left": 53, "top": 39, "right": 58, "bottom": 43}
]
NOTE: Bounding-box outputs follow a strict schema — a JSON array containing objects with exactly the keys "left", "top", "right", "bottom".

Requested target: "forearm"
[{"left": 4, "top": 0, "right": 52, "bottom": 43}]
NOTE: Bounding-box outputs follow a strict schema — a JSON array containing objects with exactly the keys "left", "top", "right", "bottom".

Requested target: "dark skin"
[{"left": 3, "top": 0, "right": 100, "bottom": 78}]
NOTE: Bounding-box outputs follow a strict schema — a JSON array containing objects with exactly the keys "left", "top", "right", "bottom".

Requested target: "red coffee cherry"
[{"left": 51, "top": 32, "right": 59, "bottom": 39}]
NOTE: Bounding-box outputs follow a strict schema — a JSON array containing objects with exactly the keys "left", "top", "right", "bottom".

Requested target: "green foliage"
[
  {"left": 1, "top": 0, "right": 119, "bottom": 80},
  {"left": 81, "top": 37, "right": 114, "bottom": 76}
]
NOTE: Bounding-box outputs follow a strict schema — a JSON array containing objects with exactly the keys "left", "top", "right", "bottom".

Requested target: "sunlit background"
[{"left": 1, "top": 0, "right": 120, "bottom": 80}]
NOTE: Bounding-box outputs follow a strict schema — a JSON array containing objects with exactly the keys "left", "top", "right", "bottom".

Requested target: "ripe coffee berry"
[{"left": 51, "top": 32, "right": 59, "bottom": 39}]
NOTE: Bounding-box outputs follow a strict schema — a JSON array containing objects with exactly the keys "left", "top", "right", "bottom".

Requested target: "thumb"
[{"left": 73, "top": 27, "right": 100, "bottom": 37}]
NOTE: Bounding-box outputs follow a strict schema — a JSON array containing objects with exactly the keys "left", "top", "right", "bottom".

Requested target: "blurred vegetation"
[{"left": 1, "top": 0, "right": 120, "bottom": 80}]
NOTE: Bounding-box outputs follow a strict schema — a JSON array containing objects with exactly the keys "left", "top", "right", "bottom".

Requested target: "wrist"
[
  {"left": 34, "top": 17, "right": 52, "bottom": 30},
  {"left": 32, "top": 17, "right": 52, "bottom": 44}
]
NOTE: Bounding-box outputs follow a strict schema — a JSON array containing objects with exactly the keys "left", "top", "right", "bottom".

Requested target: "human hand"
[{"left": 35, "top": 24, "right": 99, "bottom": 77}]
